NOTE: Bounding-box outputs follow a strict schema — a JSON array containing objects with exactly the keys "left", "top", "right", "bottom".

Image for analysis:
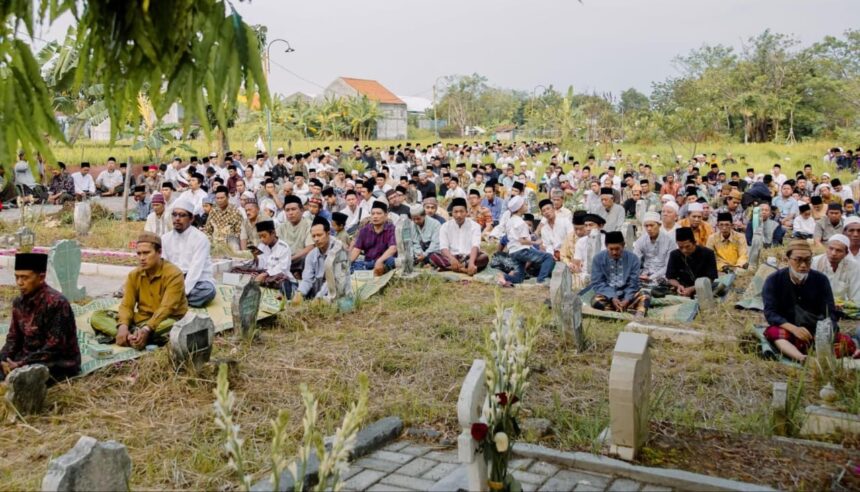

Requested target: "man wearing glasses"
[
  {"left": 762, "top": 239, "right": 856, "bottom": 363},
  {"left": 161, "top": 198, "right": 216, "bottom": 307}
]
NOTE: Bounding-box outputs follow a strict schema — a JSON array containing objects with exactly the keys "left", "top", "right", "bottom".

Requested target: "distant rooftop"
[{"left": 340, "top": 77, "right": 405, "bottom": 105}]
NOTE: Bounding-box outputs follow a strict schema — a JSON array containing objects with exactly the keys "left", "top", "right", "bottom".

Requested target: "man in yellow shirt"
[
  {"left": 92, "top": 232, "right": 189, "bottom": 349},
  {"left": 706, "top": 212, "right": 749, "bottom": 272},
  {"left": 679, "top": 202, "right": 713, "bottom": 246}
]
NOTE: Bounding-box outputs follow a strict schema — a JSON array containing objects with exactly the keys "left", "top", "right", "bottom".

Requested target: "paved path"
[
  {"left": 342, "top": 440, "right": 668, "bottom": 492},
  {"left": 0, "top": 268, "right": 123, "bottom": 299},
  {"left": 0, "top": 196, "right": 128, "bottom": 222}
]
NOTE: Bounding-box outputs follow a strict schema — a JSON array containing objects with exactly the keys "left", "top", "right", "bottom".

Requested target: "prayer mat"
[
  {"left": 352, "top": 269, "right": 396, "bottom": 300},
  {"left": 427, "top": 265, "right": 543, "bottom": 287},
  {"left": 579, "top": 289, "right": 699, "bottom": 323},
  {"left": 753, "top": 325, "right": 803, "bottom": 367},
  {"left": 734, "top": 264, "right": 778, "bottom": 311}
]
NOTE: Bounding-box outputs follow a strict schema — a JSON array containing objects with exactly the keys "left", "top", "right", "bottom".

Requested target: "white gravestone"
[
  {"left": 457, "top": 359, "right": 489, "bottom": 492},
  {"left": 395, "top": 220, "right": 418, "bottom": 278},
  {"left": 694, "top": 277, "right": 715, "bottom": 310},
  {"left": 609, "top": 332, "right": 651, "bottom": 461},
  {"left": 42, "top": 436, "right": 131, "bottom": 492},
  {"left": 74, "top": 200, "right": 92, "bottom": 237},
  {"left": 550, "top": 263, "right": 586, "bottom": 352}
]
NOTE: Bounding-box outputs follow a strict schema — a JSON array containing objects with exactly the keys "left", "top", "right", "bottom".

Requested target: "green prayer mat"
[
  {"left": 428, "top": 265, "right": 542, "bottom": 287},
  {"left": 579, "top": 290, "right": 699, "bottom": 323},
  {"left": 753, "top": 325, "right": 803, "bottom": 367},
  {"left": 734, "top": 264, "right": 778, "bottom": 311}
]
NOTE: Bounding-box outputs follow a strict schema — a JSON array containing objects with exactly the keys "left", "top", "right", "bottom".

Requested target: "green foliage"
[{"left": 0, "top": 0, "right": 269, "bottom": 162}]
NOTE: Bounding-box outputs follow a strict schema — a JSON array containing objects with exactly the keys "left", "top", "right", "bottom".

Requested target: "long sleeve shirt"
[
  {"left": 633, "top": 231, "right": 676, "bottom": 280},
  {"left": 706, "top": 231, "right": 749, "bottom": 270},
  {"left": 256, "top": 239, "right": 292, "bottom": 278},
  {"left": 204, "top": 205, "right": 244, "bottom": 242},
  {"left": 161, "top": 226, "right": 216, "bottom": 294},
  {"left": 481, "top": 197, "right": 506, "bottom": 222},
  {"left": 412, "top": 218, "right": 441, "bottom": 257},
  {"left": 762, "top": 268, "right": 838, "bottom": 331},
  {"left": 119, "top": 260, "right": 188, "bottom": 329},
  {"left": 0, "top": 284, "right": 80, "bottom": 377},
  {"left": 539, "top": 218, "right": 573, "bottom": 255},
  {"left": 49, "top": 172, "right": 75, "bottom": 195},
  {"left": 439, "top": 218, "right": 482, "bottom": 256},
  {"left": 666, "top": 246, "right": 718, "bottom": 287},
  {"left": 297, "top": 239, "right": 345, "bottom": 298},
  {"left": 597, "top": 204, "right": 626, "bottom": 232},
  {"left": 679, "top": 218, "right": 714, "bottom": 247},
  {"left": 589, "top": 250, "right": 641, "bottom": 301},
  {"left": 144, "top": 211, "right": 173, "bottom": 236},
  {"left": 503, "top": 215, "right": 532, "bottom": 254},
  {"left": 745, "top": 220, "right": 786, "bottom": 246},
  {"left": 71, "top": 172, "right": 95, "bottom": 194},
  {"left": 13, "top": 160, "right": 37, "bottom": 187},
  {"left": 96, "top": 169, "right": 124, "bottom": 189},
  {"left": 812, "top": 255, "right": 860, "bottom": 306}
]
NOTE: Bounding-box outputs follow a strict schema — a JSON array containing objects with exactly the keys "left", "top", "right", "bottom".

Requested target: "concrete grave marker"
[
  {"left": 585, "top": 230, "right": 602, "bottom": 276},
  {"left": 635, "top": 200, "right": 647, "bottom": 227},
  {"left": 815, "top": 317, "right": 835, "bottom": 373},
  {"left": 694, "top": 277, "right": 715, "bottom": 310},
  {"left": 231, "top": 279, "right": 262, "bottom": 339},
  {"left": 609, "top": 332, "right": 651, "bottom": 461},
  {"left": 5, "top": 364, "right": 50, "bottom": 415},
  {"left": 457, "top": 359, "right": 488, "bottom": 492},
  {"left": 48, "top": 240, "right": 87, "bottom": 302},
  {"left": 772, "top": 382, "right": 788, "bottom": 436},
  {"left": 550, "top": 264, "right": 585, "bottom": 352},
  {"left": 748, "top": 206, "right": 763, "bottom": 272},
  {"left": 395, "top": 220, "right": 417, "bottom": 278},
  {"left": 324, "top": 240, "right": 354, "bottom": 312},
  {"left": 168, "top": 313, "right": 215, "bottom": 371},
  {"left": 74, "top": 200, "right": 92, "bottom": 237},
  {"left": 624, "top": 222, "right": 636, "bottom": 251},
  {"left": 42, "top": 436, "right": 131, "bottom": 492}
]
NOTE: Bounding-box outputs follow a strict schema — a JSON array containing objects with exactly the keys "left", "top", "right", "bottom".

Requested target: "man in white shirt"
[
  {"left": 812, "top": 234, "right": 860, "bottom": 307},
  {"left": 161, "top": 197, "right": 216, "bottom": 307},
  {"left": 497, "top": 196, "right": 556, "bottom": 286},
  {"left": 538, "top": 199, "right": 572, "bottom": 260},
  {"left": 597, "top": 187, "right": 625, "bottom": 232},
  {"left": 844, "top": 217, "right": 860, "bottom": 261},
  {"left": 177, "top": 173, "right": 208, "bottom": 215},
  {"left": 342, "top": 190, "right": 364, "bottom": 233},
  {"left": 144, "top": 193, "right": 173, "bottom": 236},
  {"left": 573, "top": 214, "right": 607, "bottom": 280},
  {"left": 246, "top": 219, "right": 294, "bottom": 297},
  {"left": 95, "top": 157, "right": 125, "bottom": 196},
  {"left": 293, "top": 173, "right": 310, "bottom": 199},
  {"left": 633, "top": 212, "right": 676, "bottom": 283},
  {"left": 163, "top": 159, "right": 186, "bottom": 189},
  {"left": 792, "top": 203, "right": 816, "bottom": 239},
  {"left": 71, "top": 162, "right": 96, "bottom": 199},
  {"left": 430, "top": 197, "right": 487, "bottom": 275}
]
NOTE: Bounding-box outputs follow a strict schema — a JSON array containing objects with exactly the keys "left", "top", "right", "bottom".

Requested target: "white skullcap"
[
  {"left": 262, "top": 200, "right": 277, "bottom": 213},
  {"left": 687, "top": 203, "right": 704, "bottom": 213},
  {"left": 409, "top": 204, "right": 425, "bottom": 217},
  {"left": 844, "top": 216, "right": 860, "bottom": 227},
  {"left": 172, "top": 197, "right": 196, "bottom": 214},
  {"left": 241, "top": 190, "right": 255, "bottom": 199},
  {"left": 661, "top": 194, "right": 675, "bottom": 203},
  {"left": 828, "top": 234, "right": 850, "bottom": 249},
  {"left": 643, "top": 211, "right": 662, "bottom": 224},
  {"left": 507, "top": 196, "right": 525, "bottom": 213},
  {"left": 663, "top": 201, "right": 679, "bottom": 212},
  {"left": 822, "top": 172, "right": 831, "bottom": 178}
]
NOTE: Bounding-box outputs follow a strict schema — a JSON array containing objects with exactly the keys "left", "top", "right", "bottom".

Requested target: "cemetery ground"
[{"left": 0, "top": 261, "right": 859, "bottom": 489}]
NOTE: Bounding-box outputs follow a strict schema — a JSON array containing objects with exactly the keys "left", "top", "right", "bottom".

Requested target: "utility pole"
[{"left": 265, "top": 39, "right": 295, "bottom": 154}]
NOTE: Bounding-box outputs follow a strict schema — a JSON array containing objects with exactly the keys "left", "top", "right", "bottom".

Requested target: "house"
[
  {"left": 494, "top": 124, "right": 517, "bottom": 141},
  {"left": 284, "top": 91, "right": 315, "bottom": 104},
  {"left": 321, "top": 77, "right": 407, "bottom": 139},
  {"left": 89, "top": 103, "right": 184, "bottom": 142}
]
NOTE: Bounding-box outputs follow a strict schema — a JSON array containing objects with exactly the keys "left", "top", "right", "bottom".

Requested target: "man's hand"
[
  {"left": 639, "top": 273, "right": 650, "bottom": 281},
  {"left": 415, "top": 254, "right": 425, "bottom": 263},
  {"left": 553, "top": 251, "right": 561, "bottom": 261},
  {"left": 449, "top": 258, "right": 462, "bottom": 272},
  {"left": 519, "top": 238, "right": 532, "bottom": 245},
  {"left": 466, "top": 262, "right": 478, "bottom": 276},
  {"left": 116, "top": 324, "right": 130, "bottom": 346},
  {"left": 611, "top": 298, "right": 624, "bottom": 312},
  {"left": 291, "top": 292, "right": 303, "bottom": 306},
  {"left": 787, "top": 323, "right": 813, "bottom": 343},
  {"left": 129, "top": 327, "right": 151, "bottom": 350},
  {"left": 255, "top": 273, "right": 268, "bottom": 284},
  {"left": 373, "top": 260, "right": 386, "bottom": 276},
  {"left": 2, "top": 360, "right": 20, "bottom": 375}
]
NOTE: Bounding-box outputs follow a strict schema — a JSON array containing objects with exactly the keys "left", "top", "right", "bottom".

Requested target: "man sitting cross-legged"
[
  {"left": 666, "top": 226, "right": 719, "bottom": 298},
  {"left": 244, "top": 220, "right": 294, "bottom": 298},
  {"left": 430, "top": 197, "right": 488, "bottom": 275},
  {"left": 293, "top": 216, "right": 346, "bottom": 303},
  {"left": 496, "top": 196, "right": 556, "bottom": 286},
  {"left": 0, "top": 253, "right": 81, "bottom": 382},
  {"left": 763, "top": 239, "right": 856, "bottom": 363},
  {"left": 588, "top": 231, "right": 650, "bottom": 318},
  {"left": 161, "top": 197, "right": 217, "bottom": 307},
  {"left": 811, "top": 234, "right": 860, "bottom": 314},
  {"left": 707, "top": 212, "right": 749, "bottom": 273},
  {"left": 91, "top": 233, "right": 188, "bottom": 349},
  {"left": 633, "top": 211, "right": 675, "bottom": 285},
  {"left": 350, "top": 201, "right": 397, "bottom": 275},
  {"left": 409, "top": 204, "right": 440, "bottom": 265}
]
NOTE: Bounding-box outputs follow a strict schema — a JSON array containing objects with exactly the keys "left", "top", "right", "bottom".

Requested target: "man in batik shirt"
[
  {"left": 0, "top": 253, "right": 81, "bottom": 382},
  {"left": 203, "top": 186, "right": 243, "bottom": 244}
]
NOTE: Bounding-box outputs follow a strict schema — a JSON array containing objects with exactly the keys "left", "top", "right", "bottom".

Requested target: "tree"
[
  {"left": 619, "top": 88, "right": 650, "bottom": 114},
  {"left": 437, "top": 73, "right": 488, "bottom": 135},
  {"left": 0, "top": 0, "right": 268, "bottom": 162}
]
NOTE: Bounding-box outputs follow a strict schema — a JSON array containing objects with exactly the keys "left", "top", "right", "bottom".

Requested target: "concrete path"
[
  {"left": 0, "top": 196, "right": 128, "bottom": 222},
  {"left": 0, "top": 267, "right": 123, "bottom": 299},
  {"left": 342, "top": 441, "right": 666, "bottom": 492}
]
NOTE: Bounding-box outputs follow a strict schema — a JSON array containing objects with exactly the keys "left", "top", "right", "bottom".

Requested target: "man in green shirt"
[{"left": 277, "top": 195, "right": 314, "bottom": 278}]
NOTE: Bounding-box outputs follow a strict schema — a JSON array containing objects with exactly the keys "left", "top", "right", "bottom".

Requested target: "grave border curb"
[{"left": 512, "top": 443, "right": 776, "bottom": 491}]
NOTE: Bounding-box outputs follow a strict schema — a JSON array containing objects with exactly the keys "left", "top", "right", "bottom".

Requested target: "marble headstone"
[
  {"left": 74, "top": 200, "right": 92, "bottom": 237},
  {"left": 48, "top": 240, "right": 86, "bottom": 302},
  {"left": 231, "top": 280, "right": 262, "bottom": 339},
  {"left": 550, "top": 263, "right": 586, "bottom": 352},
  {"left": 42, "top": 436, "right": 131, "bottom": 492},
  {"left": 395, "top": 220, "right": 417, "bottom": 277},
  {"left": 694, "top": 277, "right": 715, "bottom": 310},
  {"left": 324, "top": 240, "right": 354, "bottom": 312},
  {"left": 457, "top": 359, "right": 488, "bottom": 492},
  {"left": 624, "top": 223, "right": 636, "bottom": 251},
  {"left": 609, "top": 332, "right": 651, "bottom": 461},
  {"left": 168, "top": 313, "right": 215, "bottom": 371},
  {"left": 5, "top": 364, "right": 50, "bottom": 415}
]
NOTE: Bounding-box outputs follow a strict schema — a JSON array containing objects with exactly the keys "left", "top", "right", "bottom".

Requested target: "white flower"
[{"left": 494, "top": 432, "right": 509, "bottom": 452}]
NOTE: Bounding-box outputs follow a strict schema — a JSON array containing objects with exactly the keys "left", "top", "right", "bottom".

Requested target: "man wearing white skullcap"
[
  {"left": 661, "top": 201, "right": 680, "bottom": 235},
  {"left": 844, "top": 216, "right": 860, "bottom": 261},
  {"left": 678, "top": 201, "right": 713, "bottom": 246},
  {"left": 812, "top": 233, "right": 860, "bottom": 307},
  {"left": 497, "top": 195, "right": 556, "bottom": 286},
  {"left": 633, "top": 211, "right": 677, "bottom": 283},
  {"left": 160, "top": 198, "right": 216, "bottom": 307}
]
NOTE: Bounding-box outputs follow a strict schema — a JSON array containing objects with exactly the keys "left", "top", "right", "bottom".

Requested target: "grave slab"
[
  {"left": 41, "top": 436, "right": 131, "bottom": 492},
  {"left": 5, "top": 364, "right": 50, "bottom": 414},
  {"left": 168, "top": 313, "right": 215, "bottom": 371}
]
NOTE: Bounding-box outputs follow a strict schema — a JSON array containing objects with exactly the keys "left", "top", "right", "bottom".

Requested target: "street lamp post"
[{"left": 265, "top": 38, "right": 295, "bottom": 154}]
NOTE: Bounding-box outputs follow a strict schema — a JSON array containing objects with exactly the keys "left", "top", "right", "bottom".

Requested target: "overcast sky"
[{"left": 34, "top": 0, "right": 860, "bottom": 100}]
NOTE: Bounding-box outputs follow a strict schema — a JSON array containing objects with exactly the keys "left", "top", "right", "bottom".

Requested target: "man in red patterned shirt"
[{"left": 0, "top": 253, "right": 80, "bottom": 382}]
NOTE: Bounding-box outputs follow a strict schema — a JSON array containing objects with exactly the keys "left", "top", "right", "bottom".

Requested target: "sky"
[{"left": 32, "top": 0, "right": 860, "bottom": 100}]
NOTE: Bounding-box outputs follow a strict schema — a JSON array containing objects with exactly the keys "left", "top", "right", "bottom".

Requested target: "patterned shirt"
[
  {"left": 468, "top": 205, "right": 493, "bottom": 231},
  {"left": 0, "top": 284, "right": 81, "bottom": 378},
  {"left": 49, "top": 171, "right": 75, "bottom": 195},
  {"left": 204, "top": 205, "right": 244, "bottom": 242}
]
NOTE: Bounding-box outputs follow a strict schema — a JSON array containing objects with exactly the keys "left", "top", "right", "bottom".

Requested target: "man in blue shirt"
[
  {"left": 588, "top": 230, "right": 650, "bottom": 318},
  {"left": 480, "top": 183, "right": 505, "bottom": 226}
]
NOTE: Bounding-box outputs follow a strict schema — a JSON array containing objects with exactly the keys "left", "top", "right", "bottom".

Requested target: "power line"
[{"left": 268, "top": 59, "right": 327, "bottom": 90}]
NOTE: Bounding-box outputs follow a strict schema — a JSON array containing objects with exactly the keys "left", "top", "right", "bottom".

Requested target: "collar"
[
  {"left": 142, "top": 259, "right": 165, "bottom": 279},
  {"left": 21, "top": 282, "right": 48, "bottom": 301}
]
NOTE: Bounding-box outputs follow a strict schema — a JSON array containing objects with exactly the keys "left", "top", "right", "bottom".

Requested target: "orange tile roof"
[{"left": 340, "top": 77, "right": 405, "bottom": 105}]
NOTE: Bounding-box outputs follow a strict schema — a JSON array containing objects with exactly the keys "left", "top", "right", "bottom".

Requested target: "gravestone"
[
  {"left": 42, "top": 436, "right": 131, "bottom": 492},
  {"left": 815, "top": 317, "right": 835, "bottom": 373},
  {"left": 772, "top": 382, "right": 788, "bottom": 436},
  {"left": 624, "top": 223, "right": 636, "bottom": 251},
  {"left": 609, "top": 332, "right": 651, "bottom": 461},
  {"left": 457, "top": 359, "right": 488, "bottom": 492},
  {"left": 550, "top": 264, "right": 586, "bottom": 352},
  {"left": 168, "top": 313, "right": 215, "bottom": 371},
  {"left": 585, "top": 230, "right": 602, "bottom": 275},
  {"left": 231, "top": 280, "right": 262, "bottom": 339},
  {"left": 694, "top": 277, "right": 715, "bottom": 310},
  {"left": 748, "top": 206, "right": 763, "bottom": 272},
  {"left": 395, "top": 220, "right": 417, "bottom": 278},
  {"left": 324, "top": 240, "right": 354, "bottom": 312},
  {"left": 635, "top": 200, "right": 647, "bottom": 227},
  {"left": 73, "top": 200, "right": 92, "bottom": 237},
  {"left": 48, "top": 240, "right": 87, "bottom": 302},
  {"left": 5, "top": 364, "right": 50, "bottom": 415}
]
